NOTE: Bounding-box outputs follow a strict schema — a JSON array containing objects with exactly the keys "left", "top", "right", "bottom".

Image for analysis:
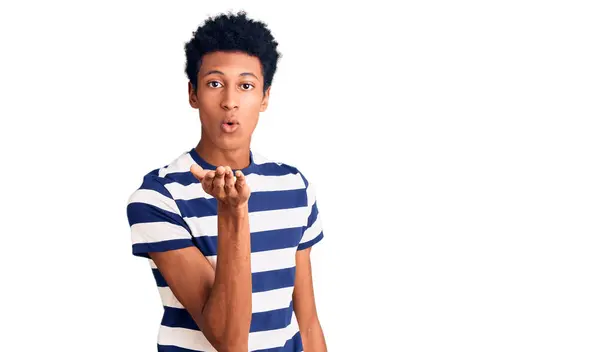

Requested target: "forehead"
[{"left": 199, "top": 51, "right": 263, "bottom": 78}]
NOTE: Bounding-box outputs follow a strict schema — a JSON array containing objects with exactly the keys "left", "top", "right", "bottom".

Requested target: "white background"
[{"left": 1, "top": 1, "right": 599, "bottom": 351}]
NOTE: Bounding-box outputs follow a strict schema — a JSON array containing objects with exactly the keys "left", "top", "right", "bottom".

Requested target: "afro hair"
[{"left": 184, "top": 10, "right": 282, "bottom": 94}]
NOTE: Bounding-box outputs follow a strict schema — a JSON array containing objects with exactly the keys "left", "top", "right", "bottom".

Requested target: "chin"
[{"left": 214, "top": 136, "right": 248, "bottom": 151}]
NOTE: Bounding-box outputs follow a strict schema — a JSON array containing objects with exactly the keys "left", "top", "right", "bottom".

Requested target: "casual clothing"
[{"left": 126, "top": 147, "right": 324, "bottom": 351}]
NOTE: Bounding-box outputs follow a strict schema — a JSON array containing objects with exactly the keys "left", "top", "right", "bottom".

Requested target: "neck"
[{"left": 195, "top": 138, "right": 251, "bottom": 170}]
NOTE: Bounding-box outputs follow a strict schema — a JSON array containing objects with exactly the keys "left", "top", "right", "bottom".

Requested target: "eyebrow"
[{"left": 203, "top": 70, "right": 259, "bottom": 80}]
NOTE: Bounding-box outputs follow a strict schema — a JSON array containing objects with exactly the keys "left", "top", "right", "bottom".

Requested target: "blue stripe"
[
  {"left": 297, "top": 232, "right": 324, "bottom": 251},
  {"left": 158, "top": 344, "right": 207, "bottom": 352},
  {"left": 175, "top": 197, "right": 216, "bottom": 218},
  {"left": 306, "top": 202, "right": 318, "bottom": 228},
  {"left": 249, "top": 228, "right": 303, "bottom": 252},
  {"left": 254, "top": 331, "right": 303, "bottom": 352},
  {"left": 252, "top": 267, "right": 296, "bottom": 293},
  {"left": 176, "top": 189, "right": 307, "bottom": 218},
  {"left": 191, "top": 236, "right": 215, "bottom": 257},
  {"left": 127, "top": 202, "right": 190, "bottom": 232},
  {"left": 298, "top": 171, "right": 309, "bottom": 188},
  {"left": 151, "top": 266, "right": 296, "bottom": 292},
  {"left": 253, "top": 163, "right": 299, "bottom": 176},
  {"left": 133, "top": 239, "right": 195, "bottom": 258},
  {"left": 161, "top": 306, "right": 198, "bottom": 330},
  {"left": 248, "top": 189, "right": 306, "bottom": 212},
  {"left": 162, "top": 302, "right": 293, "bottom": 333},
  {"left": 152, "top": 268, "right": 167, "bottom": 287},
  {"left": 250, "top": 301, "right": 294, "bottom": 333},
  {"left": 139, "top": 174, "right": 172, "bottom": 199},
  {"left": 193, "top": 227, "right": 303, "bottom": 257},
  {"left": 164, "top": 172, "right": 199, "bottom": 186}
]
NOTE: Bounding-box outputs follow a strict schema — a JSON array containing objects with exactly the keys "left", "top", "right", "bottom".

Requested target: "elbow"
[
  {"left": 196, "top": 313, "right": 251, "bottom": 352},
  {"left": 299, "top": 314, "right": 320, "bottom": 334},
  {"left": 213, "top": 341, "right": 248, "bottom": 352},
  {"left": 205, "top": 332, "right": 249, "bottom": 352}
]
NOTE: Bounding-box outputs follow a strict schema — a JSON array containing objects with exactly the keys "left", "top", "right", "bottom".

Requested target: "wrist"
[{"left": 217, "top": 201, "right": 248, "bottom": 216}]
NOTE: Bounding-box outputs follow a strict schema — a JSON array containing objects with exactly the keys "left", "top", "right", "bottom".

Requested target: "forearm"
[
  {"left": 299, "top": 317, "right": 327, "bottom": 352},
  {"left": 202, "top": 202, "right": 252, "bottom": 350}
]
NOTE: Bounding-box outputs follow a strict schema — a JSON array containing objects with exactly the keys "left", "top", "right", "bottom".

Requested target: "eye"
[
  {"left": 240, "top": 83, "right": 254, "bottom": 90},
  {"left": 208, "top": 81, "right": 223, "bottom": 88}
]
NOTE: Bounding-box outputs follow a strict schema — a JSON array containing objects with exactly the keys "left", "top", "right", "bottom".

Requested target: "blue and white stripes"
[{"left": 126, "top": 148, "right": 323, "bottom": 351}]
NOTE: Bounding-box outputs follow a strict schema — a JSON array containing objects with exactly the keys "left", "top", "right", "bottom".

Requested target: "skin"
[
  {"left": 149, "top": 51, "right": 327, "bottom": 351},
  {"left": 190, "top": 50, "right": 270, "bottom": 170}
]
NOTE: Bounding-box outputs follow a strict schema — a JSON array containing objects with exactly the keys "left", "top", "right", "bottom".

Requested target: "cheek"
[
  {"left": 240, "top": 93, "right": 264, "bottom": 108},
  {"left": 198, "top": 93, "right": 218, "bottom": 110}
]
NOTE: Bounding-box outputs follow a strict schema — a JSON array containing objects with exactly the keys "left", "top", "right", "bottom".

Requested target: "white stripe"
[
  {"left": 157, "top": 313, "right": 299, "bottom": 351},
  {"left": 251, "top": 151, "right": 272, "bottom": 165},
  {"left": 158, "top": 286, "right": 184, "bottom": 309},
  {"left": 206, "top": 247, "right": 296, "bottom": 274},
  {"left": 205, "top": 255, "right": 217, "bottom": 269},
  {"left": 252, "top": 287, "right": 294, "bottom": 313},
  {"left": 300, "top": 213, "right": 322, "bottom": 244},
  {"left": 149, "top": 259, "right": 157, "bottom": 269},
  {"left": 165, "top": 173, "right": 305, "bottom": 201},
  {"left": 245, "top": 173, "right": 305, "bottom": 192},
  {"left": 128, "top": 189, "right": 180, "bottom": 216},
  {"left": 158, "top": 326, "right": 216, "bottom": 351},
  {"left": 165, "top": 182, "right": 209, "bottom": 200},
  {"left": 305, "top": 182, "right": 316, "bottom": 219},
  {"left": 131, "top": 222, "right": 190, "bottom": 245},
  {"left": 159, "top": 153, "right": 196, "bottom": 177},
  {"left": 186, "top": 207, "right": 307, "bottom": 237},
  {"left": 248, "top": 312, "right": 299, "bottom": 351},
  {"left": 158, "top": 285, "right": 294, "bottom": 313}
]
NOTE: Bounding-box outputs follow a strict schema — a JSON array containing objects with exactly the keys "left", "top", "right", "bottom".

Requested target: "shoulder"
[
  {"left": 128, "top": 150, "right": 194, "bottom": 204},
  {"left": 252, "top": 150, "right": 311, "bottom": 188}
]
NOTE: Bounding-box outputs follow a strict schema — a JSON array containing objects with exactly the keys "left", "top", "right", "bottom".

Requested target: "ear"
[
  {"left": 188, "top": 81, "right": 199, "bottom": 109},
  {"left": 260, "top": 86, "right": 271, "bottom": 112}
]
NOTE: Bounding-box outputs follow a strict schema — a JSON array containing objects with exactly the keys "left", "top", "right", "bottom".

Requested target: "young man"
[{"left": 126, "top": 11, "right": 327, "bottom": 352}]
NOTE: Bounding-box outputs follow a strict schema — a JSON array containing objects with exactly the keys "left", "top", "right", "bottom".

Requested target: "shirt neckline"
[{"left": 188, "top": 147, "right": 258, "bottom": 175}]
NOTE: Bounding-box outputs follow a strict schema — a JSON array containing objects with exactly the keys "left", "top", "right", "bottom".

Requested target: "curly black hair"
[{"left": 184, "top": 10, "right": 281, "bottom": 94}]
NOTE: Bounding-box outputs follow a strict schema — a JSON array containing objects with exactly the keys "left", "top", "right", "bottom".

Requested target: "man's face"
[{"left": 189, "top": 51, "right": 270, "bottom": 150}]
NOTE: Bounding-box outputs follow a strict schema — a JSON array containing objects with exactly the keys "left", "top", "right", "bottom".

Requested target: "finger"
[
  {"left": 223, "top": 166, "right": 233, "bottom": 183},
  {"left": 202, "top": 170, "right": 216, "bottom": 193},
  {"left": 213, "top": 166, "right": 226, "bottom": 197},
  {"left": 234, "top": 170, "right": 246, "bottom": 190},
  {"left": 203, "top": 170, "right": 216, "bottom": 184},
  {"left": 224, "top": 167, "right": 237, "bottom": 197},
  {"left": 190, "top": 164, "right": 207, "bottom": 180}
]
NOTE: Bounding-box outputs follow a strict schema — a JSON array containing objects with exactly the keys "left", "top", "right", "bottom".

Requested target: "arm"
[
  {"left": 293, "top": 247, "right": 327, "bottom": 352},
  {"left": 204, "top": 202, "right": 252, "bottom": 347},
  {"left": 150, "top": 165, "right": 252, "bottom": 351},
  {"left": 150, "top": 203, "right": 251, "bottom": 351}
]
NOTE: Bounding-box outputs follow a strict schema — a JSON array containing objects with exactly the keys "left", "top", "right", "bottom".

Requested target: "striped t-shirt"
[{"left": 126, "top": 147, "right": 324, "bottom": 352}]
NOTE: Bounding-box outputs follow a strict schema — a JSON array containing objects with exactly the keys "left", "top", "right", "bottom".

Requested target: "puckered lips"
[{"left": 221, "top": 117, "right": 240, "bottom": 133}]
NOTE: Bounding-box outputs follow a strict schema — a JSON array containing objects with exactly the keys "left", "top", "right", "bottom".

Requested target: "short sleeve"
[
  {"left": 126, "top": 176, "right": 194, "bottom": 258},
  {"left": 297, "top": 172, "right": 324, "bottom": 251}
]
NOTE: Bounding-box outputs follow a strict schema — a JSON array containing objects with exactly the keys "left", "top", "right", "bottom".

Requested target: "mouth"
[
  {"left": 222, "top": 118, "right": 239, "bottom": 126},
  {"left": 221, "top": 119, "right": 240, "bottom": 133}
]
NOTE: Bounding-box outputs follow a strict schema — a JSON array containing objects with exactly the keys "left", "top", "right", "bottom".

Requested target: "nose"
[{"left": 220, "top": 85, "right": 239, "bottom": 111}]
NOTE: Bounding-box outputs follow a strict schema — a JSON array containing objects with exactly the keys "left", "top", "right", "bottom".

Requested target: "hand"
[{"left": 190, "top": 164, "right": 251, "bottom": 209}]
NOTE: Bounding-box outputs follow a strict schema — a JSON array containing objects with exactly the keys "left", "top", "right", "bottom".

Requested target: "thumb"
[{"left": 190, "top": 164, "right": 207, "bottom": 180}]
